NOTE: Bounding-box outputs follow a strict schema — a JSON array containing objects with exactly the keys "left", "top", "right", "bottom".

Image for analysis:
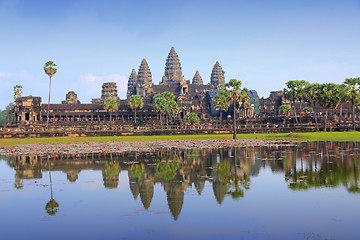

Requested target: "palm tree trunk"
[
  {"left": 292, "top": 102, "right": 299, "bottom": 124},
  {"left": 233, "top": 99, "right": 237, "bottom": 139},
  {"left": 134, "top": 108, "right": 137, "bottom": 124},
  {"left": 352, "top": 100, "right": 355, "bottom": 130},
  {"left": 299, "top": 101, "right": 303, "bottom": 123},
  {"left": 160, "top": 114, "right": 163, "bottom": 130},
  {"left": 46, "top": 76, "right": 52, "bottom": 129},
  {"left": 313, "top": 100, "right": 319, "bottom": 132},
  {"left": 324, "top": 109, "right": 328, "bottom": 132}
]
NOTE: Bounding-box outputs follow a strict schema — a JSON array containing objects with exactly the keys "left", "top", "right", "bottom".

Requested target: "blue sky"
[{"left": 1, "top": 0, "right": 359, "bottom": 109}]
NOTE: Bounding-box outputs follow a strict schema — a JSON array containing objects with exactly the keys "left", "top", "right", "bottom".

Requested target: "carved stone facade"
[
  {"left": 12, "top": 47, "right": 259, "bottom": 125},
  {"left": 161, "top": 47, "right": 185, "bottom": 84},
  {"left": 62, "top": 91, "right": 80, "bottom": 104},
  {"left": 210, "top": 61, "right": 225, "bottom": 89},
  {"left": 136, "top": 59, "right": 153, "bottom": 98},
  {"left": 127, "top": 69, "right": 138, "bottom": 99},
  {"left": 192, "top": 71, "right": 203, "bottom": 85},
  {"left": 92, "top": 82, "right": 120, "bottom": 104}
]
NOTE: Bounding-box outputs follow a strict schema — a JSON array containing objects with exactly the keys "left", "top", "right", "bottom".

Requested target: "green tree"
[
  {"left": 185, "top": 112, "right": 200, "bottom": 126},
  {"left": 283, "top": 80, "right": 309, "bottom": 123},
  {"left": 279, "top": 104, "right": 292, "bottom": 125},
  {"left": 279, "top": 104, "right": 292, "bottom": 115},
  {"left": 317, "top": 83, "right": 342, "bottom": 131},
  {"left": 128, "top": 95, "right": 144, "bottom": 124},
  {"left": 213, "top": 89, "right": 230, "bottom": 122},
  {"left": 0, "top": 103, "right": 13, "bottom": 124},
  {"left": 239, "top": 87, "right": 249, "bottom": 119},
  {"left": 13, "top": 85, "right": 23, "bottom": 100},
  {"left": 304, "top": 83, "right": 321, "bottom": 131},
  {"left": 344, "top": 77, "right": 360, "bottom": 130},
  {"left": 44, "top": 61, "right": 57, "bottom": 129},
  {"left": 153, "top": 91, "right": 178, "bottom": 128},
  {"left": 226, "top": 79, "right": 243, "bottom": 139},
  {"left": 104, "top": 97, "right": 118, "bottom": 121}
]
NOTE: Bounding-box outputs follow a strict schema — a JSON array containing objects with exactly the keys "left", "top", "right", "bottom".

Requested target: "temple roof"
[{"left": 192, "top": 70, "right": 203, "bottom": 85}]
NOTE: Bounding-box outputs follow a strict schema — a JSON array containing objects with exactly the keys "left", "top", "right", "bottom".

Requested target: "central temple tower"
[{"left": 161, "top": 47, "right": 186, "bottom": 85}]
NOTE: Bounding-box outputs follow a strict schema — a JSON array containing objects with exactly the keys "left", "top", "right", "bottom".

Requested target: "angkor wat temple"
[
  {"left": 13, "top": 47, "right": 256, "bottom": 125},
  {"left": 12, "top": 47, "right": 354, "bottom": 129}
]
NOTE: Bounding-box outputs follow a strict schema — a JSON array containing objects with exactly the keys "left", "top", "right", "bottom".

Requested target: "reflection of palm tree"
[
  {"left": 45, "top": 155, "right": 59, "bottom": 216},
  {"left": 347, "top": 159, "right": 360, "bottom": 193},
  {"left": 102, "top": 160, "right": 121, "bottom": 189}
]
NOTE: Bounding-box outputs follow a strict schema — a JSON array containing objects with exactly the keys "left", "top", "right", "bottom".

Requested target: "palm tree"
[
  {"left": 283, "top": 80, "right": 309, "bottom": 123},
  {"left": 13, "top": 85, "right": 23, "bottom": 100},
  {"left": 226, "top": 79, "right": 243, "bottom": 139},
  {"left": 317, "top": 83, "right": 342, "bottom": 131},
  {"left": 304, "top": 83, "right": 320, "bottom": 131},
  {"left": 213, "top": 89, "right": 230, "bottom": 122},
  {"left": 344, "top": 77, "right": 360, "bottom": 130},
  {"left": 279, "top": 104, "right": 292, "bottom": 125},
  {"left": 104, "top": 97, "right": 118, "bottom": 121},
  {"left": 153, "top": 91, "right": 178, "bottom": 128},
  {"left": 128, "top": 95, "right": 144, "bottom": 124},
  {"left": 44, "top": 61, "right": 57, "bottom": 129},
  {"left": 239, "top": 87, "right": 249, "bottom": 119}
]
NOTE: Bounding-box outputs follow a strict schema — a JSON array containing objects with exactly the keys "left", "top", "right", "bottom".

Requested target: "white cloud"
[{"left": 80, "top": 73, "right": 128, "bottom": 99}]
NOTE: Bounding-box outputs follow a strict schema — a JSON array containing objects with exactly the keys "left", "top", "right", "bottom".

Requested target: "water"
[{"left": 1, "top": 142, "right": 360, "bottom": 240}]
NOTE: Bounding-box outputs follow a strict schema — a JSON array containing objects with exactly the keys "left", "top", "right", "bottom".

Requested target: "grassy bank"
[
  {"left": 0, "top": 131, "right": 359, "bottom": 148},
  {"left": 0, "top": 132, "right": 360, "bottom": 147}
]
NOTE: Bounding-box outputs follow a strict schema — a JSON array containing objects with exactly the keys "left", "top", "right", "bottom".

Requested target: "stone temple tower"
[
  {"left": 161, "top": 47, "right": 186, "bottom": 85},
  {"left": 210, "top": 61, "right": 225, "bottom": 89},
  {"left": 127, "top": 69, "right": 138, "bottom": 99},
  {"left": 192, "top": 70, "right": 203, "bottom": 85},
  {"left": 136, "top": 59, "right": 153, "bottom": 97},
  {"left": 101, "top": 82, "right": 119, "bottom": 101}
]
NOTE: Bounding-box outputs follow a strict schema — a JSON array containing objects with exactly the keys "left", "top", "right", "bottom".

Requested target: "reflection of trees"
[
  {"left": 45, "top": 155, "right": 59, "bottom": 216},
  {"left": 285, "top": 142, "right": 360, "bottom": 193},
  {"left": 155, "top": 162, "right": 179, "bottom": 181},
  {"left": 102, "top": 160, "right": 120, "bottom": 189},
  {"left": 212, "top": 148, "right": 252, "bottom": 203}
]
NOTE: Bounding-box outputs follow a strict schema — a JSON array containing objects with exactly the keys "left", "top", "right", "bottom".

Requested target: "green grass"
[{"left": 0, "top": 131, "right": 359, "bottom": 148}]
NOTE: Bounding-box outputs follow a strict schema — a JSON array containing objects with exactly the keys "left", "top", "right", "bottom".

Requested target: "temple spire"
[
  {"left": 127, "top": 69, "right": 138, "bottom": 99},
  {"left": 192, "top": 70, "right": 203, "bottom": 85},
  {"left": 161, "top": 47, "right": 184, "bottom": 84},
  {"left": 136, "top": 59, "right": 153, "bottom": 97},
  {"left": 210, "top": 61, "right": 225, "bottom": 89}
]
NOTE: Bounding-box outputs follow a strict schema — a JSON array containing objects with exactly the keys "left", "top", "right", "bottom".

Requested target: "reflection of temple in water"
[{"left": 4, "top": 141, "right": 360, "bottom": 219}]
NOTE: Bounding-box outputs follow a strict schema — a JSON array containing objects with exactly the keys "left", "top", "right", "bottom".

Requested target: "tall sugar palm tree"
[
  {"left": 104, "top": 97, "right": 119, "bottom": 121},
  {"left": 226, "top": 79, "right": 242, "bottom": 139},
  {"left": 344, "top": 77, "right": 360, "bottom": 130},
  {"left": 213, "top": 89, "right": 230, "bottom": 122},
  {"left": 44, "top": 61, "right": 57, "bottom": 129},
  {"left": 304, "top": 83, "right": 320, "bottom": 132},
  {"left": 128, "top": 95, "right": 144, "bottom": 124}
]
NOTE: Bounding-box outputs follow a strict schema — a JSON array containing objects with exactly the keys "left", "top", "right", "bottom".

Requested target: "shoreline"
[{"left": 1, "top": 139, "right": 296, "bottom": 157}]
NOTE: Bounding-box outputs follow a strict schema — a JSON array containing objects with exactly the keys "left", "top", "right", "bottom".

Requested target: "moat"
[{"left": 1, "top": 142, "right": 360, "bottom": 239}]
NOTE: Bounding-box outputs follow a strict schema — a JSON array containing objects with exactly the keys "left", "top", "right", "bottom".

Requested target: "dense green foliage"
[
  {"left": 128, "top": 95, "right": 144, "bottom": 124},
  {"left": 184, "top": 112, "right": 200, "bottom": 125},
  {"left": 155, "top": 162, "right": 179, "bottom": 181},
  {"left": 153, "top": 91, "right": 178, "bottom": 128},
  {"left": 104, "top": 97, "right": 119, "bottom": 121}
]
